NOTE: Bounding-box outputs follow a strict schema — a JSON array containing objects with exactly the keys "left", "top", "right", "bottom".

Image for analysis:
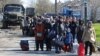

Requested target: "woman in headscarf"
[{"left": 82, "top": 21, "right": 96, "bottom": 56}]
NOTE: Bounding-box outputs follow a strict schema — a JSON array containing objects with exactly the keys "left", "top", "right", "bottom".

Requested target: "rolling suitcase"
[{"left": 20, "top": 40, "right": 29, "bottom": 51}]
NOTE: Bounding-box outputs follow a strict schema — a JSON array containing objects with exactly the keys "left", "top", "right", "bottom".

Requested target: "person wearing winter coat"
[
  {"left": 53, "top": 19, "right": 62, "bottom": 53},
  {"left": 43, "top": 19, "right": 52, "bottom": 51},
  {"left": 64, "top": 28, "right": 73, "bottom": 52},
  {"left": 29, "top": 16, "right": 36, "bottom": 36},
  {"left": 21, "top": 17, "right": 30, "bottom": 35},
  {"left": 77, "top": 20, "right": 85, "bottom": 43},
  {"left": 34, "top": 19, "right": 45, "bottom": 51},
  {"left": 69, "top": 18, "right": 77, "bottom": 43},
  {"left": 82, "top": 21, "right": 96, "bottom": 56}
]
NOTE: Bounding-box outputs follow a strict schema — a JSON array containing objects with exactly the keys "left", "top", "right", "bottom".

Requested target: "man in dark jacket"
[
  {"left": 43, "top": 19, "right": 52, "bottom": 51},
  {"left": 21, "top": 17, "right": 30, "bottom": 36},
  {"left": 29, "top": 16, "right": 36, "bottom": 36},
  {"left": 77, "top": 20, "right": 84, "bottom": 43},
  {"left": 69, "top": 18, "right": 77, "bottom": 42},
  {"left": 53, "top": 19, "right": 62, "bottom": 53}
]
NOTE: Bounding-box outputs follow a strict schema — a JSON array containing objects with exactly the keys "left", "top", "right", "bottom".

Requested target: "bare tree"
[
  {"left": 6, "top": 0, "right": 21, "bottom": 4},
  {"left": 36, "top": 0, "right": 52, "bottom": 15},
  {"left": 0, "top": 0, "right": 22, "bottom": 7},
  {"left": 90, "top": 0, "right": 100, "bottom": 21},
  {"left": 0, "top": 0, "right": 22, "bottom": 13}
]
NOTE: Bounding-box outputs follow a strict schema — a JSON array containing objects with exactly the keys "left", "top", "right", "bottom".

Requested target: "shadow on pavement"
[{"left": 1, "top": 50, "right": 77, "bottom": 56}]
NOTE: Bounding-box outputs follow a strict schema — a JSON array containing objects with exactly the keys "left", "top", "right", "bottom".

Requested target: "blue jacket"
[{"left": 64, "top": 32, "right": 73, "bottom": 44}]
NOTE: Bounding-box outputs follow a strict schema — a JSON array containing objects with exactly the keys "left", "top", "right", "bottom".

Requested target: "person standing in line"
[
  {"left": 29, "top": 16, "right": 36, "bottom": 36},
  {"left": 43, "top": 18, "right": 52, "bottom": 51},
  {"left": 53, "top": 17, "right": 62, "bottom": 53},
  {"left": 34, "top": 19, "right": 45, "bottom": 51},
  {"left": 64, "top": 28, "right": 73, "bottom": 52},
  {"left": 21, "top": 17, "right": 30, "bottom": 36},
  {"left": 69, "top": 17, "right": 77, "bottom": 42},
  {"left": 77, "top": 20, "right": 85, "bottom": 43},
  {"left": 82, "top": 21, "right": 96, "bottom": 56}
]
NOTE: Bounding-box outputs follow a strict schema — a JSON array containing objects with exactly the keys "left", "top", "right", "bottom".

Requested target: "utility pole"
[
  {"left": 84, "top": 0, "right": 87, "bottom": 25},
  {"left": 55, "top": 0, "right": 57, "bottom": 15}
]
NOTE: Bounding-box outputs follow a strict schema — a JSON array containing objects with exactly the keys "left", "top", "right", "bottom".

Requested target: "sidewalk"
[{"left": 0, "top": 37, "right": 99, "bottom": 56}]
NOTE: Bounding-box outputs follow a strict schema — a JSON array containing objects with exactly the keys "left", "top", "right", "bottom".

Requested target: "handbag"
[
  {"left": 52, "top": 38, "right": 64, "bottom": 47},
  {"left": 52, "top": 36, "right": 68, "bottom": 52}
]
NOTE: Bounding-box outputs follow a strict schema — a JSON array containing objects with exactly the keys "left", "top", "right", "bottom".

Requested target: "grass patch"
[{"left": 93, "top": 23, "right": 100, "bottom": 42}]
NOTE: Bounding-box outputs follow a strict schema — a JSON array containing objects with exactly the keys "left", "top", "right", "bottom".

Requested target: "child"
[{"left": 64, "top": 28, "right": 73, "bottom": 52}]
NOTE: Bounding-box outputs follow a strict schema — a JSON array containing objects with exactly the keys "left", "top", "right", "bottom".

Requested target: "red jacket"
[{"left": 34, "top": 23, "right": 45, "bottom": 40}]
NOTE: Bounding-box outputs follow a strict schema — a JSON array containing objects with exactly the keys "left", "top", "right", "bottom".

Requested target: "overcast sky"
[{"left": 21, "top": 0, "right": 68, "bottom": 7}]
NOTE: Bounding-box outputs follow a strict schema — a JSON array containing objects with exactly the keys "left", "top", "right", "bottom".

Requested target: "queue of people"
[{"left": 21, "top": 16, "right": 96, "bottom": 56}]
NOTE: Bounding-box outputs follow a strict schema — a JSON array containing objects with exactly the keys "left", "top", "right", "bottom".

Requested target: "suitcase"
[
  {"left": 78, "top": 43, "right": 85, "bottom": 56},
  {"left": 20, "top": 40, "right": 29, "bottom": 51}
]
